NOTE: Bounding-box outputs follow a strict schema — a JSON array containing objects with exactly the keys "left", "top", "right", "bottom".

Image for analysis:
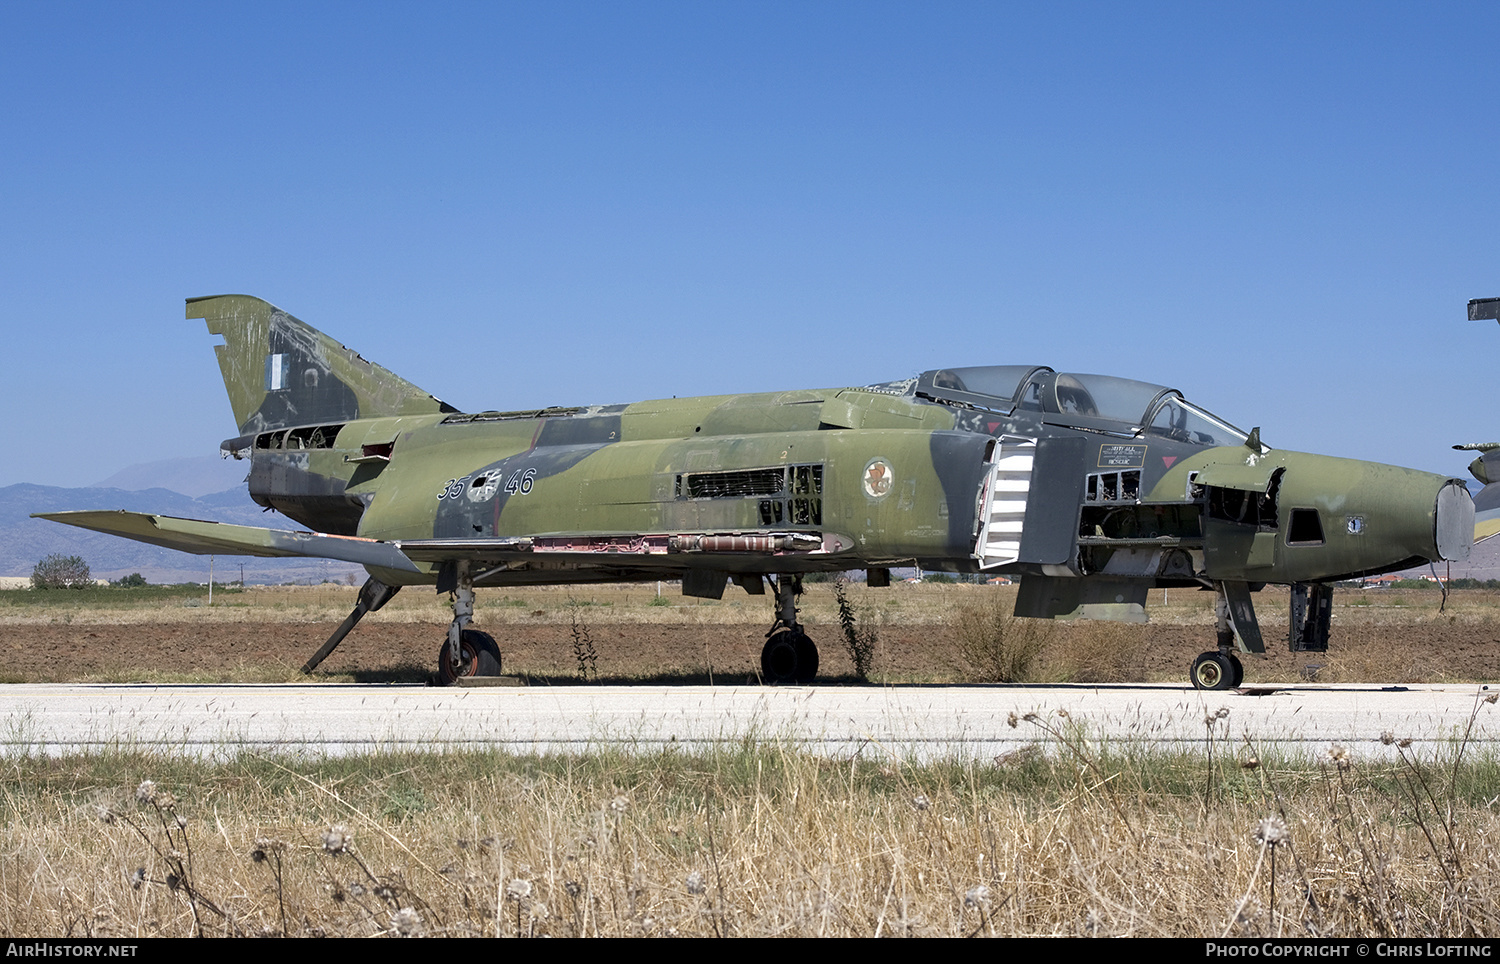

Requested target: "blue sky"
[{"left": 3, "top": 2, "right": 1498, "bottom": 489}]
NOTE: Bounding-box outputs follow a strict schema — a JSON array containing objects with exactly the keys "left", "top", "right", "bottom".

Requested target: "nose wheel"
[
  {"left": 1190, "top": 581, "right": 1256, "bottom": 690},
  {"left": 1190, "top": 651, "right": 1243, "bottom": 690}
]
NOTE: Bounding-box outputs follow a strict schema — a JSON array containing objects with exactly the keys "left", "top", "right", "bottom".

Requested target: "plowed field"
[{"left": 4, "top": 581, "right": 1500, "bottom": 685}]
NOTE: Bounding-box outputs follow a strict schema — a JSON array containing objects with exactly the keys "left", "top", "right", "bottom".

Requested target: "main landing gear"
[
  {"left": 439, "top": 629, "right": 502, "bottom": 685},
  {"left": 761, "top": 574, "right": 819, "bottom": 685},
  {"left": 436, "top": 561, "right": 503, "bottom": 685},
  {"left": 302, "top": 567, "right": 507, "bottom": 685}
]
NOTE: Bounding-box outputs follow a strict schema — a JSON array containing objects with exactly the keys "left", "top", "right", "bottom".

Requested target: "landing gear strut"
[
  {"left": 436, "top": 561, "right": 502, "bottom": 685},
  {"left": 761, "top": 574, "right": 818, "bottom": 684},
  {"left": 302, "top": 577, "right": 400, "bottom": 674}
]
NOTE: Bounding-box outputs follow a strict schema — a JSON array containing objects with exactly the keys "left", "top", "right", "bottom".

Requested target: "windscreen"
[{"left": 1144, "top": 395, "right": 1249, "bottom": 447}]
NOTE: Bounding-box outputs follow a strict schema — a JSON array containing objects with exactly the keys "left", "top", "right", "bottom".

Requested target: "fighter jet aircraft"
[
  {"left": 1454, "top": 297, "right": 1500, "bottom": 545},
  {"left": 37, "top": 296, "right": 1475, "bottom": 689}
]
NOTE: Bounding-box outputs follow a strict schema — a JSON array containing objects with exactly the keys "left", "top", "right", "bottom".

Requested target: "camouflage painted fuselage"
[
  {"left": 39, "top": 296, "right": 1473, "bottom": 628},
  {"left": 206, "top": 289, "right": 1467, "bottom": 604}
]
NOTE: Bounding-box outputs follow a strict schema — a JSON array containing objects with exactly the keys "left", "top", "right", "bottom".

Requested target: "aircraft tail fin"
[{"left": 188, "top": 295, "right": 456, "bottom": 438}]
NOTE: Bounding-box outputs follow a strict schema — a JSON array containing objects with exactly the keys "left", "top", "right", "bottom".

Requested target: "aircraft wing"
[
  {"left": 32, "top": 511, "right": 422, "bottom": 572},
  {"left": 34, "top": 511, "right": 857, "bottom": 575},
  {"left": 396, "top": 532, "right": 854, "bottom": 564}
]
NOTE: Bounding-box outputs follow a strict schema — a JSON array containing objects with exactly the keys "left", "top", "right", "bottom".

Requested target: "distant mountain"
[
  {"left": 1, "top": 482, "right": 362, "bottom": 585},
  {"left": 91, "top": 456, "right": 249, "bottom": 498}
]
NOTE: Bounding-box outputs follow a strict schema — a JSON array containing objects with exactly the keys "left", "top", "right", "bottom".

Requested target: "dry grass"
[
  {"left": 6, "top": 706, "right": 1500, "bottom": 938},
  {"left": 1039, "top": 620, "right": 1153, "bottom": 684},
  {"left": 0, "top": 579, "right": 1467, "bottom": 627},
  {"left": 952, "top": 596, "right": 1052, "bottom": 682},
  {"left": 950, "top": 597, "right": 1152, "bottom": 684},
  {"left": 6, "top": 583, "right": 1500, "bottom": 937}
]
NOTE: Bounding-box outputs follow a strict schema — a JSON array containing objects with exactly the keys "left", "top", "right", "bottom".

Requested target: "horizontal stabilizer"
[{"left": 32, "top": 511, "right": 420, "bottom": 572}]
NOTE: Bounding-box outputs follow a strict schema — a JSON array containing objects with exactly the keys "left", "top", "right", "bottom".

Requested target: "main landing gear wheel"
[
  {"left": 438, "top": 629, "right": 502, "bottom": 685},
  {"left": 1190, "top": 651, "right": 1237, "bottom": 691},
  {"left": 1227, "top": 653, "right": 1244, "bottom": 689},
  {"left": 761, "top": 630, "right": 819, "bottom": 685}
]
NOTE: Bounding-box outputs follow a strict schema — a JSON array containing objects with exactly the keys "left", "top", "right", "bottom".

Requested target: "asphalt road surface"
[{"left": 3, "top": 682, "right": 1499, "bottom": 760}]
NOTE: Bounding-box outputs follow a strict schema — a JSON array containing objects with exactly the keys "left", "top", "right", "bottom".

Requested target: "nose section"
[
  {"left": 1353, "top": 467, "right": 1473, "bottom": 567},
  {"left": 1279, "top": 456, "right": 1473, "bottom": 578},
  {"left": 1193, "top": 448, "right": 1473, "bottom": 583},
  {"left": 1436, "top": 478, "right": 1476, "bottom": 562}
]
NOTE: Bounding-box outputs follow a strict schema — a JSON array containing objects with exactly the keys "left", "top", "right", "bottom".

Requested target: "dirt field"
[
  {"left": 5, "top": 582, "right": 1500, "bottom": 685},
  {"left": 7, "top": 618, "right": 1499, "bottom": 684}
]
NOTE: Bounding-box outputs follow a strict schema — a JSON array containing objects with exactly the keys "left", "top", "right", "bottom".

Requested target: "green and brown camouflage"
[
  {"left": 198, "top": 294, "right": 455, "bottom": 438},
  {"left": 36, "top": 296, "right": 1474, "bottom": 689}
]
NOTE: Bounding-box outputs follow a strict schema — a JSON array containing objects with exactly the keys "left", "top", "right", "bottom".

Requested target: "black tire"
[
  {"left": 438, "top": 629, "right": 502, "bottom": 685},
  {"left": 762, "top": 630, "right": 818, "bottom": 684},
  {"left": 1190, "top": 651, "right": 1235, "bottom": 691},
  {"left": 792, "top": 632, "right": 819, "bottom": 683},
  {"left": 1228, "top": 653, "right": 1245, "bottom": 689}
]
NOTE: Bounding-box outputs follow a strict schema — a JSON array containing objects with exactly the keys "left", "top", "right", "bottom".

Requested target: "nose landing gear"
[
  {"left": 1190, "top": 581, "right": 1257, "bottom": 690},
  {"left": 1190, "top": 650, "right": 1243, "bottom": 690}
]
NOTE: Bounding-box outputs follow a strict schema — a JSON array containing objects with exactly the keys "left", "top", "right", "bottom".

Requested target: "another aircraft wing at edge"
[
  {"left": 1473, "top": 492, "right": 1500, "bottom": 546},
  {"left": 33, "top": 511, "right": 858, "bottom": 573},
  {"left": 1464, "top": 299, "right": 1500, "bottom": 543}
]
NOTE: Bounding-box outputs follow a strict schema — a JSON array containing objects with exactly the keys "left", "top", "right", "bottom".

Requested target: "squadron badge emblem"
[{"left": 863, "top": 458, "right": 894, "bottom": 499}]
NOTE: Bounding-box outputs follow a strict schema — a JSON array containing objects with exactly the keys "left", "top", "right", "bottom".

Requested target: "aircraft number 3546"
[{"left": 436, "top": 468, "right": 536, "bottom": 501}]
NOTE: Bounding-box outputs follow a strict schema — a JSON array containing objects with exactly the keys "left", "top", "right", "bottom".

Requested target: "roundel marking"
[{"left": 863, "top": 458, "right": 894, "bottom": 499}]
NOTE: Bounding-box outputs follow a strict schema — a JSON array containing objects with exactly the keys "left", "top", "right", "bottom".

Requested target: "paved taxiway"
[{"left": 1, "top": 682, "right": 1497, "bottom": 759}]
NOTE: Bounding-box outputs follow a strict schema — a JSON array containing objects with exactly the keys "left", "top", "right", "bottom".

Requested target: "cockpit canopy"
[{"left": 914, "top": 366, "right": 1249, "bottom": 448}]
